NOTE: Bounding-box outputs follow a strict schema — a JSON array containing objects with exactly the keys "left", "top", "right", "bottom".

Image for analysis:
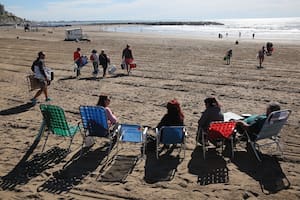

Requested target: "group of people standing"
[
  {"left": 73, "top": 48, "right": 110, "bottom": 77},
  {"left": 73, "top": 44, "right": 134, "bottom": 77},
  {"left": 30, "top": 44, "right": 134, "bottom": 103}
]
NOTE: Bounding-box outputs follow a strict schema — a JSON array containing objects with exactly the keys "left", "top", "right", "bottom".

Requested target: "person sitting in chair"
[
  {"left": 157, "top": 99, "right": 184, "bottom": 129},
  {"left": 97, "top": 94, "right": 118, "bottom": 127},
  {"left": 156, "top": 99, "right": 184, "bottom": 149},
  {"left": 236, "top": 102, "right": 281, "bottom": 140},
  {"left": 197, "top": 97, "right": 224, "bottom": 144}
]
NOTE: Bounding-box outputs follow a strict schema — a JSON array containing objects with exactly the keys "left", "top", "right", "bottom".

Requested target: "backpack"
[
  {"left": 31, "top": 59, "right": 40, "bottom": 72},
  {"left": 31, "top": 60, "right": 36, "bottom": 72}
]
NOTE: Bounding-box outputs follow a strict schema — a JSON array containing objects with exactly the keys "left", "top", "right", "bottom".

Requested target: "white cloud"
[{"left": 6, "top": 0, "right": 300, "bottom": 21}]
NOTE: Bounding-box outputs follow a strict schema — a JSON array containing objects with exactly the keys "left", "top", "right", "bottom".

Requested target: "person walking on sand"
[
  {"left": 257, "top": 46, "right": 266, "bottom": 68},
  {"left": 90, "top": 49, "right": 99, "bottom": 76},
  {"left": 224, "top": 49, "right": 233, "bottom": 65},
  {"left": 30, "top": 51, "right": 51, "bottom": 104},
  {"left": 74, "top": 47, "right": 82, "bottom": 77},
  {"left": 99, "top": 49, "right": 110, "bottom": 77},
  {"left": 122, "top": 44, "right": 134, "bottom": 75}
]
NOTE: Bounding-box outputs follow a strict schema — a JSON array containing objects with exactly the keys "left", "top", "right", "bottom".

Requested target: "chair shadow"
[
  {"left": 0, "top": 146, "right": 68, "bottom": 190},
  {"left": 37, "top": 146, "right": 107, "bottom": 194},
  {"left": 232, "top": 149, "right": 290, "bottom": 194},
  {"left": 144, "top": 151, "right": 180, "bottom": 184},
  {"left": 0, "top": 102, "right": 35, "bottom": 116},
  {"left": 188, "top": 146, "right": 229, "bottom": 185},
  {"left": 97, "top": 154, "right": 138, "bottom": 183}
]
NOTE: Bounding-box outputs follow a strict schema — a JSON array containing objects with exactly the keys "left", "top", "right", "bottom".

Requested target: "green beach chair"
[{"left": 40, "top": 104, "right": 80, "bottom": 152}]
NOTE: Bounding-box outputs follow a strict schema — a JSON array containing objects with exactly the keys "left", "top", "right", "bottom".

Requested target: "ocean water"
[{"left": 100, "top": 17, "right": 300, "bottom": 41}]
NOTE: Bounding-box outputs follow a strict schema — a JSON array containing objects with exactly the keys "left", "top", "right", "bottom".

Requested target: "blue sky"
[{"left": 1, "top": 0, "right": 300, "bottom": 21}]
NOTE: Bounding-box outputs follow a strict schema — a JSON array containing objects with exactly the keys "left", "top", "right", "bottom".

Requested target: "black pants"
[{"left": 102, "top": 65, "right": 107, "bottom": 77}]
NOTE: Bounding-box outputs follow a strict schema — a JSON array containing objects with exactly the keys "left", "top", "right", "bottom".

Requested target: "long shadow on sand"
[
  {"left": 188, "top": 146, "right": 229, "bottom": 185},
  {"left": 0, "top": 146, "right": 68, "bottom": 191},
  {"left": 0, "top": 102, "right": 35, "bottom": 115},
  {"left": 97, "top": 155, "right": 139, "bottom": 183},
  {"left": 232, "top": 148, "right": 290, "bottom": 194},
  {"left": 144, "top": 151, "right": 181, "bottom": 184},
  {"left": 37, "top": 146, "right": 107, "bottom": 194},
  {"left": 57, "top": 76, "right": 77, "bottom": 81}
]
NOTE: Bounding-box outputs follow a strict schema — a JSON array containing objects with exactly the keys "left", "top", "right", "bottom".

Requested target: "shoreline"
[{"left": 1, "top": 24, "right": 300, "bottom": 44}]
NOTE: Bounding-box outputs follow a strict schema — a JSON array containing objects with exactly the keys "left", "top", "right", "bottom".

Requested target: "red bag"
[
  {"left": 129, "top": 63, "right": 136, "bottom": 69},
  {"left": 90, "top": 55, "right": 94, "bottom": 61}
]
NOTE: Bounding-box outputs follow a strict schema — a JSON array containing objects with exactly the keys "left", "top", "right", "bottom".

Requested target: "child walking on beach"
[{"left": 90, "top": 49, "right": 99, "bottom": 76}]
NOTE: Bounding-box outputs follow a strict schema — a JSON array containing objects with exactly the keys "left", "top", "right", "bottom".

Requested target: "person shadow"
[
  {"left": 188, "top": 146, "right": 229, "bottom": 185},
  {"left": 0, "top": 102, "right": 35, "bottom": 115},
  {"left": 232, "top": 147, "right": 290, "bottom": 194}
]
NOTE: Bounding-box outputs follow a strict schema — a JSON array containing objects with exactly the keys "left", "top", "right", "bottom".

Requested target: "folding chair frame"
[
  {"left": 155, "top": 126, "right": 187, "bottom": 159},
  {"left": 79, "top": 106, "right": 118, "bottom": 159},
  {"left": 115, "top": 124, "right": 148, "bottom": 159},
  {"left": 246, "top": 109, "right": 291, "bottom": 162},
  {"left": 40, "top": 104, "right": 80, "bottom": 153},
  {"left": 197, "top": 121, "right": 236, "bottom": 160}
]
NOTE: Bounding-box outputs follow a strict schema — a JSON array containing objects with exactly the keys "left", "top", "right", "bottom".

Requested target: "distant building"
[{"left": 0, "top": 4, "right": 5, "bottom": 15}]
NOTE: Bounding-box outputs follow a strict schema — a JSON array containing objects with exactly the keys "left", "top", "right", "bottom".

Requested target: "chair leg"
[
  {"left": 156, "top": 135, "right": 160, "bottom": 159},
  {"left": 231, "top": 137, "right": 234, "bottom": 159},
  {"left": 67, "top": 135, "right": 75, "bottom": 153},
  {"left": 202, "top": 131, "right": 206, "bottom": 160},
  {"left": 274, "top": 137, "right": 283, "bottom": 157},
  {"left": 250, "top": 142, "right": 262, "bottom": 162},
  {"left": 35, "top": 120, "right": 46, "bottom": 142},
  {"left": 41, "top": 132, "right": 50, "bottom": 152}
]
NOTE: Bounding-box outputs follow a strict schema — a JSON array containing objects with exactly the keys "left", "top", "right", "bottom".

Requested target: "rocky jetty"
[{"left": 0, "top": 4, "right": 25, "bottom": 25}]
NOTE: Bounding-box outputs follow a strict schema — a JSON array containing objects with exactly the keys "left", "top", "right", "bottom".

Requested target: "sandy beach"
[{"left": 0, "top": 25, "right": 299, "bottom": 199}]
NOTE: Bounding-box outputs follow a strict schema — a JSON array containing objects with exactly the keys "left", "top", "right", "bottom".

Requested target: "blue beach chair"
[
  {"left": 155, "top": 126, "right": 187, "bottom": 159},
  {"left": 116, "top": 124, "right": 148, "bottom": 158},
  {"left": 79, "top": 106, "right": 118, "bottom": 155}
]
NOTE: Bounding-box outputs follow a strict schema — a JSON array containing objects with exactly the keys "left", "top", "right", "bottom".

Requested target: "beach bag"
[
  {"left": 27, "top": 74, "right": 40, "bottom": 91},
  {"left": 146, "top": 134, "right": 157, "bottom": 152},
  {"left": 108, "top": 65, "right": 117, "bottom": 74},
  {"left": 129, "top": 63, "right": 137, "bottom": 69},
  {"left": 44, "top": 67, "right": 54, "bottom": 81},
  {"left": 121, "top": 59, "right": 126, "bottom": 69}
]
